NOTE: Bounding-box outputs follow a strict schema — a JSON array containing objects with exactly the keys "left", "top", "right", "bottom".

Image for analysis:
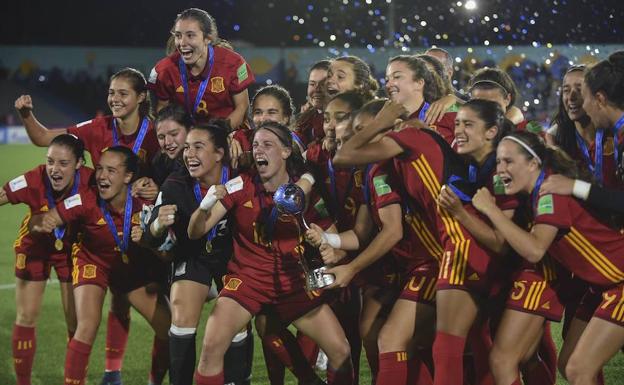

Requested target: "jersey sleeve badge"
[
  {"left": 64, "top": 194, "right": 83, "bottom": 209},
  {"left": 537, "top": 194, "right": 554, "bottom": 215},
  {"left": 8, "top": 175, "right": 27, "bottom": 192},
  {"left": 225, "top": 176, "right": 244, "bottom": 194}
]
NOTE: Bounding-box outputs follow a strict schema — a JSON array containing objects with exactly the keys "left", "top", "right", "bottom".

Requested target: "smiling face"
[
  {"left": 173, "top": 18, "right": 210, "bottom": 68},
  {"left": 307, "top": 68, "right": 328, "bottom": 109},
  {"left": 156, "top": 119, "right": 188, "bottom": 159},
  {"left": 95, "top": 151, "right": 132, "bottom": 201},
  {"left": 252, "top": 94, "right": 289, "bottom": 127},
  {"left": 252, "top": 129, "right": 290, "bottom": 181},
  {"left": 327, "top": 60, "right": 357, "bottom": 97},
  {"left": 107, "top": 77, "right": 144, "bottom": 119},
  {"left": 323, "top": 98, "right": 353, "bottom": 148},
  {"left": 581, "top": 80, "right": 609, "bottom": 129},
  {"left": 46, "top": 144, "right": 81, "bottom": 192},
  {"left": 562, "top": 70, "right": 588, "bottom": 122},
  {"left": 183, "top": 129, "right": 224, "bottom": 180},
  {"left": 496, "top": 139, "right": 539, "bottom": 195},
  {"left": 454, "top": 106, "right": 496, "bottom": 161},
  {"left": 385, "top": 60, "right": 423, "bottom": 107}
]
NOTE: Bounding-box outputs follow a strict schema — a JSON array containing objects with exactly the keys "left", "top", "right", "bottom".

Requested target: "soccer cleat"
[{"left": 100, "top": 370, "right": 123, "bottom": 385}]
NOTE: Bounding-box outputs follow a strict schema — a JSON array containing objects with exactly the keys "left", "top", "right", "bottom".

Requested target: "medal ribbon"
[
  {"left": 112, "top": 117, "right": 150, "bottom": 154},
  {"left": 612, "top": 114, "right": 624, "bottom": 172},
  {"left": 44, "top": 171, "right": 80, "bottom": 243},
  {"left": 418, "top": 101, "right": 431, "bottom": 121},
  {"left": 178, "top": 44, "right": 215, "bottom": 121},
  {"left": 531, "top": 170, "right": 546, "bottom": 215},
  {"left": 193, "top": 166, "right": 229, "bottom": 247},
  {"left": 99, "top": 187, "right": 133, "bottom": 258},
  {"left": 575, "top": 129, "right": 604, "bottom": 183}
]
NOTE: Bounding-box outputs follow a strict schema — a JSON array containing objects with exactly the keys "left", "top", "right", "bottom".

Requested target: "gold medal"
[
  {"left": 205, "top": 240, "right": 212, "bottom": 253},
  {"left": 122, "top": 253, "right": 129, "bottom": 264},
  {"left": 54, "top": 239, "right": 63, "bottom": 251}
]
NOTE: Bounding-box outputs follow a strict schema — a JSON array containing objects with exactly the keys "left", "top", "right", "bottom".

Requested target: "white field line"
[{"left": 0, "top": 279, "right": 59, "bottom": 290}]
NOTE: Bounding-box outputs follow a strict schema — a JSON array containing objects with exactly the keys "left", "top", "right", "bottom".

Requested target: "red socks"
[
  {"left": 12, "top": 324, "right": 36, "bottom": 385},
  {"left": 104, "top": 311, "right": 130, "bottom": 371},
  {"left": 262, "top": 330, "right": 317, "bottom": 383},
  {"left": 64, "top": 339, "right": 92, "bottom": 385},
  {"left": 149, "top": 336, "right": 169, "bottom": 385},
  {"left": 376, "top": 351, "right": 408, "bottom": 385},
  {"left": 296, "top": 331, "right": 320, "bottom": 367},
  {"left": 194, "top": 370, "right": 224, "bottom": 385},
  {"left": 433, "top": 331, "right": 466, "bottom": 385},
  {"left": 468, "top": 321, "right": 494, "bottom": 385},
  {"left": 327, "top": 362, "right": 355, "bottom": 385}
]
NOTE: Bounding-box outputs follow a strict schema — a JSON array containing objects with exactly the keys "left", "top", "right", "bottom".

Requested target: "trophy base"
[{"left": 306, "top": 266, "right": 335, "bottom": 290}]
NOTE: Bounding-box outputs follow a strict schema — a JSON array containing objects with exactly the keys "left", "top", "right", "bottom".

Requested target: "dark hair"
[
  {"left": 310, "top": 60, "right": 331, "bottom": 73},
  {"left": 552, "top": 66, "right": 587, "bottom": 158},
  {"left": 155, "top": 104, "right": 193, "bottom": 131},
  {"left": 334, "top": 56, "right": 379, "bottom": 101},
  {"left": 416, "top": 54, "right": 453, "bottom": 96},
  {"left": 327, "top": 90, "right": 366, "bottom": 112},
  {"left": 469, "top": 67, "right": 519, "bottom": 109},
  {"left": 584, "top": 51, "right": 624, "bottom": 110},
  {"left": 50, "top": 134, "right": 85, "bottom": 163},
  {"left": 425, "top": 47, "right": 454, "bottom": 74},
  {"left": 110, "top": 68, "right": 151, "bottom": 118},
  {"left": 461, "top": 99, "right": 513, "bottom": 147},
  {"left": 252, "top": 85, "right": 295, "bottom": 126},
  {"left": 501, "top": 132, "right": 578, "bottom": 178},
  {"left": 173, "top": 8, "right": 232, "bottom": 49},
  {"left": 253, "top": 121, "right": 307, "bottom": 177},
  {"left": 190, "top": 119, "right": 231, "bottom": 167},
  {"left": 388, "top": 55, "right": 444, "bottom": 103},
  {"left": 103, "top": 146, "right": 139, "bottom": 180},
  {"left": 356, "top": 98, "right": 388, "bottom": 118}
]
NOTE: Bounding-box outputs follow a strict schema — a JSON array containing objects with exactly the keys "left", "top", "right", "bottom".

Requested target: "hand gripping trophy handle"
[{"left": 273, "top": 183, "right": 335, "bottom": 290}]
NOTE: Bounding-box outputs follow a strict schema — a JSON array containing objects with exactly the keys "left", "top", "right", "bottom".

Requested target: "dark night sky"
[{"left": 2, "top": 0, "right": 622, "bottom": 48}]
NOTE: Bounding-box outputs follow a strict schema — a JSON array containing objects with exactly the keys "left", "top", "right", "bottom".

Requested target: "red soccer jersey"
[
  {"left": 148, "top": 46, "right": 255, "bottom": 125},
  {"left": 295, "top": 110, "right": 325, "bottom": 147},
  {"left": 386, "top": 127, "right": 498, "bottom": 286},
  {"left": 408, "top": 102, "right": 456, "bottom": 145},
  {"left": 532, "top": 175, "right": 624, "bottom": 287},
  {"left": 365, "top": 161, "right": 442, "bottom": 270},
  {"left": 306, "top": 143, "right": 360, "bottom": 231},
  {"left": 4, "top": 166, "right": 94, "bottom": 258},
  {"left": 55, "top": 186, "right": 148, "bottom": 271},
  {"left": 220, "top": 172, "right": 332, "bottom": 296},
  {"left": 67, "top": 115, "right": 160, "bottom": 169}
]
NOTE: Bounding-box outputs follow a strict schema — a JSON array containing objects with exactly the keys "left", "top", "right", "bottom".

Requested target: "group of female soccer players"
[{"left": 3, "top": 6, "right": 624, "bottom": 385}]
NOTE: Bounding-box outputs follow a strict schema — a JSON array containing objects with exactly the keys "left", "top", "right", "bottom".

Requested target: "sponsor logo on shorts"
[
  {"left": 16, "top": 254, "right": 26, "bottom": 269},
  {"left": 82, "top": 264, "right": 97, "bottom": 279},
  {"left": 210, "top": 77, "right": 225, "bottom": 93},
  {"left": 224, "top": 277, "right": 242, "bottom": 291}
]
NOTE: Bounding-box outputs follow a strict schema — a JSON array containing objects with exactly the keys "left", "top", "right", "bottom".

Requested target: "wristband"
[
  {"left": 199, "top": 185, "right": 218, "bottom": 211},
  {"left": 324, "top": 233, "right": 342, "bottom": 249},
  {"left": 300, "top": 172, "right": 315, "bottom": 186},
  {"left": 572, "top": 179, "right": 591, "bottom": 201}
]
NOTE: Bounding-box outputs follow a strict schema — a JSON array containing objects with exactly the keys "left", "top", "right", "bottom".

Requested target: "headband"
[
  {"left": 469, "top": 79, "right": 509, "bottom": 95},
  {"left": 502, "top": 136, "right": 542, "bottom": 165}
]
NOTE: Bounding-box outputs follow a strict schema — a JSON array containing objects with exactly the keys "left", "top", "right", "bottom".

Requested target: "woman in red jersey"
[
  {"left": 148, "top": 8, "right": 255, "bottom": 165},
  {"left": 0, "top": 134, "right": 91, "bottom": 385},
  {"left": 384, "top": 55, "right": 456, "bottom": 144},
  {"left": 296, "top": 60, "right": 331, "bottom": 147},
  {"left": 28, "top": 147, "right": 171, "bottom": 385},
  {"left": 473, "top": 130, "right": 624, "bottom": 385},
  {"left": 188, "top": 121, "right": 353, "bottom": 385},
  {"left": 334, "top": 95, "right": 515, "bottom": 385}
]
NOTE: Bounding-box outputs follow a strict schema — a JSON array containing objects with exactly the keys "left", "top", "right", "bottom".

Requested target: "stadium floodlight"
[{"left": 465, "top": 0, "right": 477, "bottom": 10}]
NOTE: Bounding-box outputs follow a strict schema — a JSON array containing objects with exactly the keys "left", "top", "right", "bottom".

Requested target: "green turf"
[{"left": 0, "top": 144, "right": 622, "bottom": 384}]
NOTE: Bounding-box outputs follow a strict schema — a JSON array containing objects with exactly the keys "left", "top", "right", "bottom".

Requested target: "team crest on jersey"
[
  {"left": 210, "top": 77, "right": 225, "bottom": 93},
  {"left": 82, "top": 264, "right": 97, "bottom": 279},
  {"left": 9, "top": 175, "right": 27, "bottom": 192},
  {"left": 15, "top": 254, "right": 26, "bottom": 269},
  {"left": 224, "top": 277, "right": 243, "bottom": 291},
  {"left": 603, "top": 137, "right": 615, "bottom": 156},
  {"left": 537, "top": 194, "right": 554, "bottom": 215}
]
